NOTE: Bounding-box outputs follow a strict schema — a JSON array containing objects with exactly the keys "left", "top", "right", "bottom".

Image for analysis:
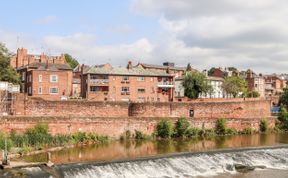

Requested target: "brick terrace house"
[
  {"left": 81, "top": 62, "right": 175, "bottom": 102},
  {"left": 245, "top": 69, "right": 265, "bottom": 98},
  {"left": 11, "top": 48, "right": 73, "bottom": 100},
  {"left": 264, "top": 74, "right": 285, "bottom": 96}
]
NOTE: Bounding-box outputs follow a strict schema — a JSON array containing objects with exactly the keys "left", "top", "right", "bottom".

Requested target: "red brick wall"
[
  {"left": 0, "top": 116, "right": 275, "bottom": 138},
  {"left": 129, "top": 99, "right": 271, "bottom": 119},
  {"left": 20, "top": 98, "right": 129, "bottom": 117}
]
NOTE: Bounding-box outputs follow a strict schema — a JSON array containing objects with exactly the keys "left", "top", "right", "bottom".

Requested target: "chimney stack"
[{"left": 127, "top": 61, "right": 133, "bottom": 70}]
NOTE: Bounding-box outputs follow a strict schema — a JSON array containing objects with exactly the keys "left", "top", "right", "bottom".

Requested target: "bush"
[
  {"left": 215, "top": 118, "right": 227, "bottom": 135},
  {"left": 260, "top": 119, "right": 268, "bottom": 133},
  {"left": 0, "top": 133, "right": 13, "bottom": 151},
  {"left": 135, "top": 130, "right": 145, "bottom": 140},
  {"left": 174, "top": 117, "right": 190, "bottom": 137},
  {"left": 156, "top": 119, "right": 174, "bottom": 138},
  {"left": 203, "top": 129, "right": 216, "bottom": 138},
  {"left": 240, "top": 128, "right": 254, "bottom": 135},
  {"left": 185, "top": 128, "right": 200, "bottom": 138},
  {"left": 225, "top": 128, "right": 237, "bottom": 135},
  {"left": 125, "top": 130, "right": 132, "bottom": 140},
  {"left": 24, "top": 124, "right": 52, "bottom": 147}
]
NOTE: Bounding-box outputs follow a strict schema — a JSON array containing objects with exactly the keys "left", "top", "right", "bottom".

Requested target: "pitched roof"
[
  {"left": 84, "top": 65, "right": 172, "bottom": 77},
  {"left": 18, "top": 62, "right": 72, "bottom": 71},
  {"left": 138, "top": 63, "right": 186, "bottom": 71}
]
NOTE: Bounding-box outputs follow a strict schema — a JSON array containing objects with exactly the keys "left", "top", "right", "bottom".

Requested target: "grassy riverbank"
[{"left": 0, "top": 124, "right": 109, "bottom": 155}]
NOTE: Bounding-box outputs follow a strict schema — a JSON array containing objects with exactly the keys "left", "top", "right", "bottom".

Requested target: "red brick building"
[
  {"left": 81, "top": 62, "right": 175, "bottom": 102},
  {"left": 245, "top": 69, "right": 265, "bottom": 98},
  {"left": 11, "top": 48, "right": 73, "bottom": 100},
  {"left": 264, "top": 75, "right": 285, "bottom": 96}
]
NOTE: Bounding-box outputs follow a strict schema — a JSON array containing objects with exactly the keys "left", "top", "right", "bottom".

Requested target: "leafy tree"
[
  {"left": 279, "top": 88, "right": 288, "bottom": 107},
  {"left": 156, "top": 119, "right": 174, "bottom": 138},
  {"left": 182, "top": 71, "right": 212, "bottom": 99},
  {"left": 222, "top": 76, "right": 247, "bottom": 98},
  {"left": 215, "top": 118, "right": 227, "bottom": 135},
  {"left": 208, "top": 67, "right": 216, "bottom": 76},
  {"left": 0, "top": 43, "right": 21, "bottom": 84},
  {"left": 64, "top": 53, "right": 79, "bottom": 69},
  {"left": 186, "top": 63, "right": 192, "bottom": 72},
  {"left": 174, "top": 117, "right": 190, "bottom": 137},
  {"left": 246, "top": 90, "right": 260, "bottom": 98}
]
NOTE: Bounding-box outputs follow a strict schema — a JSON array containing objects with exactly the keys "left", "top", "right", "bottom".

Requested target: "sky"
[{"left": 1, "top": 0, "right": 288, "bottom": 73}]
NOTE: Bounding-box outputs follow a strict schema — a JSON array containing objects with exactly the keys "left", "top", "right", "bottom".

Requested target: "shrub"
[
  {"left": 185, "top": 128, "right": 200, "bottom": 138},
  {"left": 241, "top": 128, "right": 254, "bottom": 135},
  {"left": 156, "top": 119, "right": 174, "bottom": 138},
  {"left": 0, "top": 133, "right": 13, "bottom": 151},
  {"left": 260, "top": 119, "right": 268, "bottom": 133},
  {"left": 225, "top": 128, "right": 237, "bottom": 135},
  {"left": 135, "top": 130, "right": 145, "bottom": 140},
  {"left": 215, "top": 118, "right": 227, "bottom": 135},
  {"left": 125, "top": 130, "right": 132, "bottom": 140},
  {"left": 174, "top": 117, "right": 190, "bottom": 137},
  {"left": 24, "top": 124, "right": 52, "bottom": 147},
  {"left": 203, "top": 129, "right": 216, "bottom": 138}
]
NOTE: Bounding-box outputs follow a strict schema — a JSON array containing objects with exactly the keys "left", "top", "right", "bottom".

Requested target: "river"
[{"left": 1, "top": 133, "right": 288, "bottom": 178}]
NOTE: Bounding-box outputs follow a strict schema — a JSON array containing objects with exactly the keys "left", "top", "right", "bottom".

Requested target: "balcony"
[
  {"left": 157, "top": 82, "right": 174, "bottom": 88},
  {"left": 90, "top": 79, "right": 109, "bottom": 85}
]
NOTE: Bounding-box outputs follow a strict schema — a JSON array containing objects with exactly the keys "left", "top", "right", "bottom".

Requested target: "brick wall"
[
  {"left": 13, "top": 96, "right": 271, "bottom": 120},
  {"left": 0, "top": 116, "right": 275, "bottom": 138},
  {"left": 129, "top": 99, "right": 271, "bottom": 119},
  {"left": 20, "top": 98, "right": 129, "bottom": 117}
]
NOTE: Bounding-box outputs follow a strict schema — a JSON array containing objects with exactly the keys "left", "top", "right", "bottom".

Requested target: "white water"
[{"left": 59, "top": 148, "right": 288, "bottom": 178}]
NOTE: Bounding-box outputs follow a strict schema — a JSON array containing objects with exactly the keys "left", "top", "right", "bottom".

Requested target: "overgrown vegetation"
[
  {"left": 0, "top": 43, "right": 21, "bottom": 84},
  {"left": 64, "top": 53, "right": 79, "bottom": 69},
  {"left": 0, "top": 124, "right": 109, "bottom": 152},
  {"left": 215, "top": 118, "right": 227, "bottom": 135},
  {"left": 222, "top": 76, "right": 247, "bottom": 98},
  {"left": 259, "top": 119, "right": 268, "bottom": 133},
  {"left": 156, "top": 119, "right": 174, "bottom": 138}
]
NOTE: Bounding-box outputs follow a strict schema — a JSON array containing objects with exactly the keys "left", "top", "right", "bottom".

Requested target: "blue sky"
[{"left": 1, "top": 0, "right": 288, "bottom": 73}]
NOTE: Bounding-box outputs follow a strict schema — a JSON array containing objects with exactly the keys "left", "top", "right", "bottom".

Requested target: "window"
[
  {"left": 22, "top": 72, "right": 26, "bottom": 81},
  {"left": 28, "top": 86, "right": 32, "bottom": 95},
  {"left": 121, "top": 87, "right": 129, "bottom": 92},
  {"left": 50, "top": 87, "right": 59, "bottom": 94},
  {"left": 39, "top": 75, "right": 42, "bottom": 82},
  {"left": 122, "top": 76, "right": 129, "bottom": 81},
  {"left": 138, "top": 88, "right": 145, "bottom": 93},
  {"left": 38, "top": 87, "right": 42, "bottom": 94},
  {"left": 50, "top": 75, "right": 58, "bottom": 82},
  {"left": 189, "top": 109, "right": 194, "bottom": 117},
  {"left": 137, "top": 76, "right": 145, "bottom": 81},
  {"left": 28, "top": 74, "right": 32, "bottom": 82}
]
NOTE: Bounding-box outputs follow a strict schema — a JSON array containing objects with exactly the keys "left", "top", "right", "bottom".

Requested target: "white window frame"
[
  {"left": 28, "top": 74, "right": 32, "bottom": 82},
  {"left": 22, "top": 72, "right": 26, "bottom": 81},
  {"left": 49, "top": 87, "right": 59, "bottom": 94},
  {"left": 39, "top": 75, "right": 42, "bottom": 82},
  {"left": 137, "top": 76, "right": 145, "bottom": 81},
  {"left": 50, "top": 75, "right": 58, "bottom": 83}
]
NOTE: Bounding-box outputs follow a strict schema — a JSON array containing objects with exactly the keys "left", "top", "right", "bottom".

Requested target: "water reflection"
[{"left": 19, "top": 133, "right": 288, "bottom": 164}]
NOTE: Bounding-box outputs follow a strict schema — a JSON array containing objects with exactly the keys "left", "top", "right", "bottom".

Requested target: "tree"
[
  {"left": 182, "top": 71, "right": 212, "bottom": 99},
  {"left": 64, "top": 54, "right": 79, "bottom": 69},
  {"left": 0, "top": 43, "right": 20, "bottom": 84},
  {"left": 246, "top": 90, "right": 260, "bottom": 98},
  {"left": 186, "top": 63, "right": 192, "bottom": 72},
  {"left": 222, "top": 76, "right": 247, "bottom": 98},
  {"left": 208, "top": 67, "right": 216, "bottom": 76},
  {"left": 279, "top": 88, "right": 288, "bottom": 107}
]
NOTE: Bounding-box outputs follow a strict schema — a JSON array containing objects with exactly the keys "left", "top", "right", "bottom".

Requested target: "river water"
[{"left": 1, "top": 133, "right": 288, "bottom": 178}]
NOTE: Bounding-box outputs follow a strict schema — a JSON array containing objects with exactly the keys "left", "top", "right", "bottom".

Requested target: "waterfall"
[{"left": 16, "top": 148, "right": 288, "bottom": 178}]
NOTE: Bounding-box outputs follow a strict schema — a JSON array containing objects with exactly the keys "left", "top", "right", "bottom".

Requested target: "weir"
[{"left": 2, "top": 145, "right": 288, "bottom": 178}]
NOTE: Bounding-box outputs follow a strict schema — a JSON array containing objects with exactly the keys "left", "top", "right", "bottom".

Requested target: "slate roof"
[
  {"left": 139, "top": 63, "right": 186, "bottom": 71},
  {"left": 18, "top": 62, "right": 72, "bottom": 71},
  {"left": 84, "top": 66, "right": 172, "bottom": 77}
]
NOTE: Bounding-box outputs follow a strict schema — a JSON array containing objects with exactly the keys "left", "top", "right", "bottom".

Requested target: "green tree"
[
  {"left": 156, "top": 119, "right": 174, "bottom": 138},
  {"left": 0, "top": 43, "right": 20, "bottom": 84},
  {"left": 279, "top": 88, "right": 288, "bottom": 107},
  {"left": 222, "top": 76, "right": 247, "bottom": 98},
  {"left": 182, "top": 71, "right": 212, "bottom": 99},
  {"left": 246, "top": 90, "right": 260, "bottom": 98},
  {"left": 186, "top": 63, "right": 192, "bottom": 72},
  {"left": 64, "top": 53, "right": 79, "bottom": 69},
  {"left": 174, "top": 117, "right": 190, "bottom": 137}
]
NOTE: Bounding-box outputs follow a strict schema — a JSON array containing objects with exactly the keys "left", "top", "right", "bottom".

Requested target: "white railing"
[{"left": 90, "top": 79, "right": 109, "bottom": 84}]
